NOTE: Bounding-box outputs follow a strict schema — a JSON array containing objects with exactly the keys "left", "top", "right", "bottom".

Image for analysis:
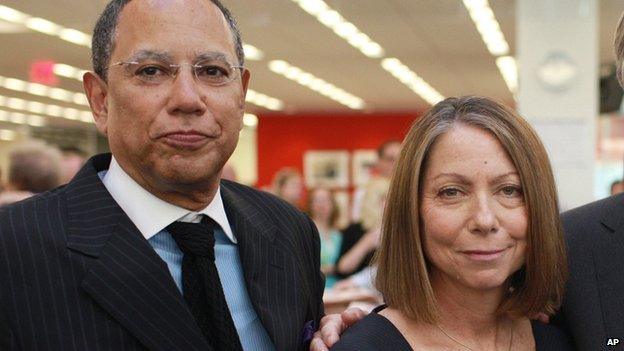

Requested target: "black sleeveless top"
[{"left": 331, "top": 306, "right": 574, "bottom": 351}]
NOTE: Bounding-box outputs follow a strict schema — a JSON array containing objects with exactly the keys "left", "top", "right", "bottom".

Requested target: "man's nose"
[{"left": 166, "top": 67, "right": 207, "bottom": 117}]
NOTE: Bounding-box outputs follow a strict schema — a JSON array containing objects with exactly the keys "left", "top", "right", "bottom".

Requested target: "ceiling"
[{"left": 0, "top": 0, "right": 622, "bottom": 130}]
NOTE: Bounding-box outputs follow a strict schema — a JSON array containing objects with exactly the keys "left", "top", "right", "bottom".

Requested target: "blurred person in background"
[
  {"left": 0, "top": 140, "right": 62, "bottom": 206},
  {"left": 335, "top": 178, "right": 389, "bottom": 280},
  {"left": 609, "top": 179, "right": 624, "bottom": 195},
  {"left": 351, "top": 140, "right": 401, "bottom": 221},
  {"left": 331, "top": 96, "right": 572, "bottom": 350},
  {"left": 271, "top": 167, "right": 304, "bottom": 208},
  {"left": 60, "top": 146, "right": 88, "bottom": 184},
  {"left": 308, "top": 187, "right": 343, "bottom": 289}
]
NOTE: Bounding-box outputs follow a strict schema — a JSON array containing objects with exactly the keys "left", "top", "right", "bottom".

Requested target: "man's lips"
[{"left": 160, "top": 131, "right": 212, "bottom": 149}]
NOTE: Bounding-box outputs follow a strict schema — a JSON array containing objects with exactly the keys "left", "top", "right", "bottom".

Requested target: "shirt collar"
[{"left": 101, "top": 156, "right": 236, "bottom": 243}]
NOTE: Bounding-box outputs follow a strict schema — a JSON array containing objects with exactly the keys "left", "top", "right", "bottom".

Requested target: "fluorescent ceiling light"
[
  {"left": 59, "top": 28, "right": 92, "bottom": 46},
  {"left": 291, "top": 0, "right": 385, "bottom": 58},
  {"left": 0, "top": 94, "right": 92, "bottom": 124},
  {"left": 0, "top": 74, "right": 89, "bottom": 106},
  {"left": 495, "top": 56, "right": 518, "bottom": 94},
  {"left": 462, "top": 0, "right": 515, "bottom": 94},
  {"left": 381, "top": 58, "right": 444, "bottom": 106},
  {"left": 463, "top": 0, "right": 510, "bottom": 56},
  {"left": 0, "top": 129, "right": 17, "bottom": 141},
  {"left": 243, "top": 44, "right": 264, "bottom": 61},
  {"left": 243, "top": 113, "right": 258, "bottom": 128},
  {"left": 269, "top": 60, "right": 365, "bottom": 110},
  {"left": 25, "top": 17, "right": 61, "bottom": 35},
  {"left": 0, "top": 5, "right": 91, "bottom": 48},
  {"left": 53, "top": 64, "right": 87, "bottom": 81},
  {"left": 246, "top": 89, "right": 285, "bottom": 111},
  {"left": 0, "top": 5, "right": 28, "bottom": 23}
]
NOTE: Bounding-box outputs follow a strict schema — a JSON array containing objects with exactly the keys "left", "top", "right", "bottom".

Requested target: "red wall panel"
[{"left": 256, "top": 113, "right": 420, "bottom": 187}]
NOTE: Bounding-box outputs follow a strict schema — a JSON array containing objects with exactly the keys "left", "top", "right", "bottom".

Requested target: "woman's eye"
[
  {"left": 439, "top": 188, "right": 460, "bottom": 197},
  {"left": 501, "top": 185, "right": 522, "bottom": 197}
]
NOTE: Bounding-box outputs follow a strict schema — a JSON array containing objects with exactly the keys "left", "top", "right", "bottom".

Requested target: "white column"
[{"left": 517, "top": 0, "right": 598, "bottom": 211}]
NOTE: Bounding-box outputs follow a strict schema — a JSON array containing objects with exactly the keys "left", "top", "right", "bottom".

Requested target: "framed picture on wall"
[
  {"left": 303, "top": 150, "right": 350, "bottom": 188},
  {"left": 352, "top": 150, "right": 378, "bottom": 186}
]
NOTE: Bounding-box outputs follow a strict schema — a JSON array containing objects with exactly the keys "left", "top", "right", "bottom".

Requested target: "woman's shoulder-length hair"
[{"left": 374, "top": 96, "right": 567, "bottom": 323}]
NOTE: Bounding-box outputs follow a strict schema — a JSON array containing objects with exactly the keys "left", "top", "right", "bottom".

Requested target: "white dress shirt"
[{"left": 102, "top": 156, "right": 236, "bottom": 243}]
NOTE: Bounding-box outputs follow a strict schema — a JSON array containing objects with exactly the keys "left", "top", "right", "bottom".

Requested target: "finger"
[
  {"left": 534, "top": 312, "right": 550, "bottom": 324},
  {"left": 309, "top": 332, "right": 329, "bottom": 351},
  {"left": 341, "top": 307, "right": 367, "bottom": 326},
  {"left": 319, "top": 322, "right": 341, "bottom": 347}
]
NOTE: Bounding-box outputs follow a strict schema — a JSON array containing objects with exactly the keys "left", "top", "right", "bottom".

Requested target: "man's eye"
[
  {"left": 197, "top": 65, "right": 229, "bottom": 78},
  {"left": 135, "top": 65, "right": 167, "bottom": 77}
]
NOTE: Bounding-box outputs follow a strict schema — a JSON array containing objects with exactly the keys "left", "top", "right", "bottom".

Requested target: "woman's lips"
[{"left": 461, "top": 248, "right": 507, "bottom": 262}]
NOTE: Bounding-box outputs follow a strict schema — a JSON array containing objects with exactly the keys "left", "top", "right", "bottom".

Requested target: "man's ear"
[{"left": 83, "top": 72, "right": 109, "bottom": 135}]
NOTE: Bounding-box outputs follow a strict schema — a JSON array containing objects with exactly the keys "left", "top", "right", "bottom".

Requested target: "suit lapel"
[
  {"left": 221, "top": 183, "right": 308, "bottom": 351},
  {"left": 65, "top": 154, "right": 210, "bottom": 351},
  {"left": 594, "top": 196, "right": 624, "bottom": 339}
]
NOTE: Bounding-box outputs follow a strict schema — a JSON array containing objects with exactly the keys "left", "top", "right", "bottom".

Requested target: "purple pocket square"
[{"left": 302, "top": 320, "right": 315, "bottom": 344}]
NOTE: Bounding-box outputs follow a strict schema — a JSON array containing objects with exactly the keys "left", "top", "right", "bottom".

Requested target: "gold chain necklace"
[{"left": 436, "top": 319, "right": 513, "bottom": 351}]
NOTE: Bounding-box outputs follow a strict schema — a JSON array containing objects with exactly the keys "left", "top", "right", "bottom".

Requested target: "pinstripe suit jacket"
[
  {"left": 558, "top": 193, "right": 624, "bottom": 351},
  {"left": 0, "top": 153, "right": 324, "bottom": 351}
]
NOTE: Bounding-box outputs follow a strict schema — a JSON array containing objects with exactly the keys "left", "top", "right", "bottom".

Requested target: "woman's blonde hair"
[
  {"left": 375, "top": 96, "right": 567, "bottom": 323},
  {"left": 360, "top": 177, "right": 389, "bottom": 230}
]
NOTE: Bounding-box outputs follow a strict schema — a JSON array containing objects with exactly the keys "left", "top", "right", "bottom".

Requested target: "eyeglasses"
[{"left": 107, "top": 59, "right": 245, "bottom": 86}]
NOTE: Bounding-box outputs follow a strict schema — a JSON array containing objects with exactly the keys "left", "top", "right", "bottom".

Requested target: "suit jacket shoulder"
[{"left": 558, "top": 194, "right": 624, "bottom": 351}]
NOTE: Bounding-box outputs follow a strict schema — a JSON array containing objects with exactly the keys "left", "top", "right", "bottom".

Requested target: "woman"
[
  {"left": 308, "top": 187, "right": 343, "bottom": 288},
  {"left": 334, "top": 178, "right": 388, "bottom": 280},
  {"left": 271, "top": 167, "right": 303, "bottom": 208},
  {"left": 332, "top": 96, "right": 572, "bottom": 350}
]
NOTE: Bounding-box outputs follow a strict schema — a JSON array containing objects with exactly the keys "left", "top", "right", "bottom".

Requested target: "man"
[
  {"left": 311, "top": 12, "right": 624, "bottom": 351},
  {"left": 0, "top": 140, "right": 63, "bottom": 206},
  {"left": 350, "top": 139, "right": 400, "bottom": 221},
  {"left": 556, "top": 12, "right": 624, "bottom": 350},
  {"left": 59, "top": 146, "right": 88, "bottom": 184},
  {"left": 0, "top": 1, "right": 323, "bottom": 350}
]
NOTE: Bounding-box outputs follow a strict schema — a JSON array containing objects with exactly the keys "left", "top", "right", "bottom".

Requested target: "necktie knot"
[{"left": 166, "top": 216, "right": 217, "bottom": 259}]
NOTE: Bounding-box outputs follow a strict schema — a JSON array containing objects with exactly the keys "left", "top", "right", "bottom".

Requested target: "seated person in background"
[
  {"left": 331, "top": 96, "right": 572, "bottom": 350},
  {"left": 271, "top": 167, "right": 304, "bottom": 209},
  {"left": 308, "top": 187, "right": 343, "bottom": 289},
  {"left": 335, "top": 178, "right": 388, "bottom": 280},
  {"left": 0, "top": 140, "right": 62, "bottom": 206}
]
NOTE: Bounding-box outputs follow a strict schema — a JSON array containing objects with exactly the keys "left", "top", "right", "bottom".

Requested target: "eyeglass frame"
[{"left": 104, "top": 59, "right": 246, "bottom": 87}]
